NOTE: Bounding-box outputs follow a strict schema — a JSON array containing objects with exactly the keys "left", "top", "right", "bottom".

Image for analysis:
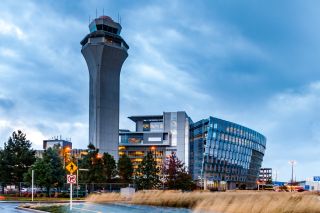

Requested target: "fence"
[{"left": 0, "top": 182, "right": 134, "bottom": 198}]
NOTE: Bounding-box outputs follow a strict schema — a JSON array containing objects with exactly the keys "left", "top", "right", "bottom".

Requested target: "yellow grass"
[
  {"left": 86, "top": 192, "right": 127, "bottom": 203},
  {"left": 87, "top": 190, "right": 320, "bottom": 213}
]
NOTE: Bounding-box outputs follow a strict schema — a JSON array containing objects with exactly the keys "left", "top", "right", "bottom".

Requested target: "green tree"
[
  {"left": 0, "top": 149, "right": 11, "bottom": 194},
  {"left": 118, "top": 154, "right": 133, "bottom": 183},
  {"left": 24, "top": 147, "right": 65, "bottom": 196},
  {"left": 135, "top": 151, "right": 160, "bottom": 189},
  {"left": 163, "top": 152, "right": 195, "bottom": 190},
  {"left": 0, "top": 130, "right": 35, "bottom": 192},
  {"left": 103, "top": 152, "right": 117, "bottom": 182},
  {"left": 78, "top": 144, "right": 105, "bottom": 184}
]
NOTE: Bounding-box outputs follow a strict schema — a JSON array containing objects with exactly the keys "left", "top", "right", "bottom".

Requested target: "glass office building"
[
  {"left": 189, "top": 117, "right": 266, "bottom": 190},
  {"left": 119, "top": 111, "right": 191, "bottom": 169}
]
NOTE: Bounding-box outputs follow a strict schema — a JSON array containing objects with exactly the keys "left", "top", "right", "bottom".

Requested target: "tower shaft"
[{"left": 81, "top": 16, "right": 129, "bottom": 160}]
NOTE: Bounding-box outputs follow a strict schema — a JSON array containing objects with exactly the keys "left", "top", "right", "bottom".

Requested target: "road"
[
  {"left": 0, "top": 203, "right": 26, "bottom": 213},
  {"left": 0, "top": 202, "right": 192, "bottom": 213}
]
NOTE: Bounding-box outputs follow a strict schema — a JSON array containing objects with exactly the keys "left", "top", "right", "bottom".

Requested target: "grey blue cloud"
[{"left": 0, "top": 0, "right": 319, "bottom": 181}]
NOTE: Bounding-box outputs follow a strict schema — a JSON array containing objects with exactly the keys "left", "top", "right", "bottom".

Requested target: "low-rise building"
[
  {"left": 259, "top": 168, "right": 272, "bottom": 183},
  {"left": 119, "top": 111, "right": 191, "bottom": 169},
  {"left": 119, "top": 112, "right": 267, "bottom": 190}
]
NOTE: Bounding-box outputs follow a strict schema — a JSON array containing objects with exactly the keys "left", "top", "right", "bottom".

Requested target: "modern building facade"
[
  {"left": 43, "top": 137, "right": 72, "bottom": 150},
  {"left": 36, "top": 138, "right": 86, "bottom": 159},
  {"left": 259, "top": 168, "right": 272, "bottom": 183},
  {"left": 81, "top": 15, "right": 129, "bottom": 160},
  {"left": 189, "top": 117, "right": 266, "bottom": 190},
  {"left": 119, "top": 111, "right": 191, "bottom": 169}
]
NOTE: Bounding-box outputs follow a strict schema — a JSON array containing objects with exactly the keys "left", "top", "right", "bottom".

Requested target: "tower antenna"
[
  {"left": 96, "top": 8, "right": 97, "bottom": 19},
  {"left": 89, "top": 16, "right": 91, "bottom": 25}
]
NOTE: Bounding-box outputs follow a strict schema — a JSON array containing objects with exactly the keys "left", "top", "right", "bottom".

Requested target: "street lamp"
[
  {"left": 288, "top": 160, "right": 297, "bottom": 192},
  {"left": 273, "top": 170, "right": 279, "bottom": 182},
  {"left": 150, "top": 146, "right": 157, "bottom": 162},
  {"left": 63, "top": 146, "right": 71, "bottom": 168}
]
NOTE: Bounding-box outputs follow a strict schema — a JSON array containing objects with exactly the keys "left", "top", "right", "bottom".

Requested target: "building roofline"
[{"left": 128, "top": 115, "right": 163, "bottom": 122}]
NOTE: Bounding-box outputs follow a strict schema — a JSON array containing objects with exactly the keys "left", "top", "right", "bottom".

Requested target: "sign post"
[
  {"left": 70, "top": 182, "right": 72, "bottom": 210},
  {"left": 66, "top": 162, "right": 78, "bottom": 211}
]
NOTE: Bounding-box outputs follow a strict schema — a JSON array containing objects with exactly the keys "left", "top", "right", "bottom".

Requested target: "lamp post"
[
  {"left": 150, "top": 146, "right": 157, "bottom": 166},
  {"left": 31, "top": 170, "right": 34, "bottom": 202},
  {"left": 273, "top": 170, "right": 278, "bottom": 182},
  {"left": 288, "top": 160, "right": 297, "bottom": 192},
  {"left": 63, "top": 146, "right": 71, "bottom": 168}
]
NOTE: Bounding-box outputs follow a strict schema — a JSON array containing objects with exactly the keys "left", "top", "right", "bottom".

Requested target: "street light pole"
[
  {"left": 31, "top": 170, "right": 34, "bottom": 202},
  {"left": 288, "top": 160, "right": 297, "bottom": 192}
]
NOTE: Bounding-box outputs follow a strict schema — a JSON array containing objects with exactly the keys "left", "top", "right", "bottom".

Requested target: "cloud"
[
  {"left": 0, "top": 48, "right": 19, "bottom": 59},
  {"left": 0, "top": 19, "right": 25, "bottom": 41},
  {"left": 0, "top": 1, "right": 89, "bottom": 149},
  {"left": 0, "top": 0, "right": 320, "bottom": 182},
  {"left": 230, "top": 81, "right": 320, "bottom": 181}
]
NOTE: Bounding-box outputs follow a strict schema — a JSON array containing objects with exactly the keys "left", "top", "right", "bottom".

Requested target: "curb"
[
  {"left": 0, "top": 200, "right": 85, "bottom": 203},
  {"left": 16, "top": 207, "right": 48, "bottom": 213}
]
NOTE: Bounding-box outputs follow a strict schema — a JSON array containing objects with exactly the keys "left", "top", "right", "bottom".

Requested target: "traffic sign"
[
  {"left": 66, "top": 162, "right": 78, "bottom": 174},
  {"left": 314, "top": 176, "right": 320, "bottom": 181},
  {"left": 67, "top": 175, "right": 77, "bottom": 184}
]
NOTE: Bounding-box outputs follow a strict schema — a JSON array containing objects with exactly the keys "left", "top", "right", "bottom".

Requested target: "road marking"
[{"left": 72, "top": 206, "right": 102, "bottom": 213}]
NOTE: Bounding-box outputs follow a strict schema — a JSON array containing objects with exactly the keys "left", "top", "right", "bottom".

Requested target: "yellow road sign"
[{"left": 66, "top": 162, "right": 78, "bottom": 174}]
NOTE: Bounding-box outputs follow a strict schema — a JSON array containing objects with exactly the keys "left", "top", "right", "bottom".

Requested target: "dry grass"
[
  {"left": 87, "top": 190, "right": 320, "bottom": 213},
  {"left": 86, "top": 192, "right": 127, "bottom": 203}
]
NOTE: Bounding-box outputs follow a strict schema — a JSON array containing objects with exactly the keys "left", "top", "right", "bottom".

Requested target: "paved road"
[
  {"left": 0, "top": 203, "right": 26, "bottom": 213},
  {"left": 0, "top": 202, "right": 192, "bottom": 213},
  {"left": 71, "top": 203, "right": 191, "bottom": 213}
]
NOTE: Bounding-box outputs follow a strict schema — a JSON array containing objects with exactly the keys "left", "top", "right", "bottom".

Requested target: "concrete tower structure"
[{"left": 81, "top": 16, "right": 129, "bottom": 160}]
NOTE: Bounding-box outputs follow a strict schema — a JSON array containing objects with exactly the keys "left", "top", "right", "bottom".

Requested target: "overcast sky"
[{"left": 1, "top": 0, "right": 320, "bottom": 182}]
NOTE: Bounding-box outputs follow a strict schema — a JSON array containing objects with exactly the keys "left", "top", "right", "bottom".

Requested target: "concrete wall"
[{"left": 164, "top": 111, "right": 190, "bottom": 168}]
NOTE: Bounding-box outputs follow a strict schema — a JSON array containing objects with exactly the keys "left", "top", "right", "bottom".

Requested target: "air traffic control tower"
[{"left": 81, "top": 16, "right": 129, "bottom": 160}]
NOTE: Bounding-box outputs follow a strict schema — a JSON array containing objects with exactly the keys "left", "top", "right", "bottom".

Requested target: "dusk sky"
[{"left": 1, "top": 0, "right": 320, "bottom": 182}]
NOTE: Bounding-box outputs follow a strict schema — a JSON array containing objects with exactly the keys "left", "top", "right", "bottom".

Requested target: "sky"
[{"left": 0, "top": 0, "right": 320, "bottom": 182}]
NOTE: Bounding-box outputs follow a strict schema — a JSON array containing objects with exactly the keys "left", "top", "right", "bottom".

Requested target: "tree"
[
  {"left": 103, "top": 152, "right": 117, "bottom": 182},
  {"left": 118, "top": 154, "right": 133, "bottom": 183},
  {"left": 163, "top": 152, "right": 195, "bottom": 190},
  {"left": 0, "top": 130, "right": 35, "bottom": 192},
  {"left": 0, "top": 149, "right": 11, "bottom": 194},
  {"left": 24, "top": 147, "right": 65, "bottom": 196},
  {"left": 135, "top": 151, "right": 160, "bottom": 190},
  {"left": 78, "top": 144, "right": 105, "bottom": 184}
]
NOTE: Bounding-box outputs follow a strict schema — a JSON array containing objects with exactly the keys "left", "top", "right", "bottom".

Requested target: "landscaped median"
[
  {"left": 86, "top": 190, "right": 320, "bottom": 213},
  {"left": 18, "top": 203, "right": 69, "bottom": 213}
]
